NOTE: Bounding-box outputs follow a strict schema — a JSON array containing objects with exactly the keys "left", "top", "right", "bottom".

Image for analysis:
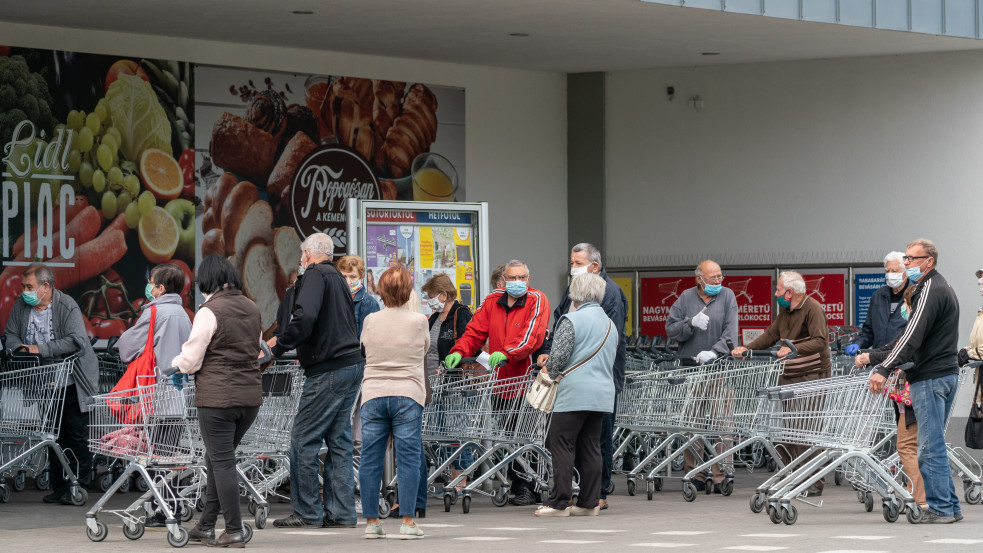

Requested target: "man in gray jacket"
[{"left": 4, "top": 263, "right": 98, "bottom": 505}]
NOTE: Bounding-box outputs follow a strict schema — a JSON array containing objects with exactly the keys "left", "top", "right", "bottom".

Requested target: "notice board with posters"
[
  {"left": 347, "top": 200, "right": 489, "bottom": 315},
  {"left": 854, "top": 271, "right": 886, "bottom": 327}
]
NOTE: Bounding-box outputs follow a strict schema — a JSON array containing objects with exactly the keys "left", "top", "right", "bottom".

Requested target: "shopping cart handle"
[
  {"left": 106, "top": 336, "right": 119, "bottom": 350},
  {"left": 966, "top": 360, "right": 983, "bottom": 369},
  {"left": 161, "top": 366, "right": 180, "bottom": 376},
  {"left": 780, "top": 339, "right": 797, "bottom": 359}
]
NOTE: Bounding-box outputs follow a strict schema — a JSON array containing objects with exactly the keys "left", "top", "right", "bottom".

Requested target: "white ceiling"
[{"left": 3, "top": 0, "right": 983, "bottom": 72}]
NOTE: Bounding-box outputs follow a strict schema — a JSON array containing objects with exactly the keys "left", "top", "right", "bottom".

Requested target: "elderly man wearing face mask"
[
  {"left": 845, "top": 252, "right": 909, "bottom": 355},
  {"left": 666, "top": 260, "right": 739, "bottom": 492}
]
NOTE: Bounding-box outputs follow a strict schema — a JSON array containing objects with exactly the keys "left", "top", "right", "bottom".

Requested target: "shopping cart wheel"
[
  {"left": 247, "top": 499, "right": 257, "bottom": 515},
  {"left": 626, "top": 479, "right": 636, "bottom": 496},
  {"left": 782, "top": 504, "right": 798, "bottom": 525},
  {"left": 965, "top": 485, "right": 981, "bottom": 505},
  {"left": 123, "top": 522, "right": 145, "bottom": 540},
  {"left": 752, "top": 447, "right": 765, "bottom": 469},
  {"left": 12, "top": 472, "right": 26, "bottom": 492},
  {"left": 864, "top": 492, "right": 874, "bottom": 513},
  {"left": 70, "top": 487, "right": 88, "bottom": 506},
  {"left": 767, "top": 505, "right": 781, "bottom": 524},
  {"left": 882, "top": 501, "right": 899, "bottom": 523},
  {"left": 461, "top": 495, "right": 471, "bottom": 514},
  {"left": 646, "top": 481, "right": 655, "bottom": 501},
  {"left": 905, "top": 504, "right": 923, "bottom": 524},
  {"left": 379, "top": 496, "right": 392, "bottom": 518},
  {"left": 834, "top": 470, "right": 843, "bottom": 486},
  {"left": 720, "top": 479, "right": 734, "bottom": 497},
  {"left": 242, "top": 523, "right": 253, "bottom": 543},
  {"left": 491, "top": 487, "right": 509, "bottom": 507},
  {"left": 681, "top": 482, "right": 696, "bottom": 502},
  {"left": 766, "top": 459, "right": 777, "bottom": 473},
  {"left": 181, "top": 506, "right": 194, "bottom": 523},
  {"left": 443, "top": 494, "right": 453, "bottom": 512},
  {"left": 35, "top": 470, "right": 50, "bottom": 491},
  {"left": 653, "top": 477, "right": 663, "bottom": 491},
  {"left": 0, "top": 485, "right": 9, "bottom": 503},
  {"left": 671, "top": 454, "right": 685, "bottom": 472},
  {"left": 86, "top": 520, "right": 108, "bottom": 542},
  {"left": 135, "top": 476, "right": 150, "bottom": 493},
  {"left": 167, "top": 526, "right": 189, "bottom": 548},
  {"left": 98, "top": 472, "right": 113, "bottom": 492},
  {"left": 749, "top": 493, "right": 764, "bottom": 513},
  {"left": 195, "top": 496, "right": 206, "bottom": 512},
  {"left": 118, "top": 474, "right": 131, "bottom": 493},
  {"left": 255, "top": 506, "right": 268, "bottom": 529}
]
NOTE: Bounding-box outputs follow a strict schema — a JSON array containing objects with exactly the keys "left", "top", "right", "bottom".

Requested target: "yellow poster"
[
  {"left": 613, "top": 277, "right": 633, "bottom": 337},
  {"left": 419, "top": 227, "right": 434, "bottom": 268}
]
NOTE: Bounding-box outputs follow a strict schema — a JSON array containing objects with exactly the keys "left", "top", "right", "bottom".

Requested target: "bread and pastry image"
[{"left": 209, "top": 112, "right": 278, "bottom": 183}]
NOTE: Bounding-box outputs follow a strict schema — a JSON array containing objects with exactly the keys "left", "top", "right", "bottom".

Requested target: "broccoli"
[{"left": 1, "top": 55, "right": 56, "bottom": 150}]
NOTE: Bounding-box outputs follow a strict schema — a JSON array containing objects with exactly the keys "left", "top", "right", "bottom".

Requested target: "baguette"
[
  {"left": 242, "top": 241, "right": 280, "bottom": 338},
  {"left": 233, "top": 200, "right": 274, "bottom": 267},
  {"left": 273, "top": 226, "right": 301, "bottom": 300},
  {"left": 220, "top": 181, "right": 259, "bottom": 256}
]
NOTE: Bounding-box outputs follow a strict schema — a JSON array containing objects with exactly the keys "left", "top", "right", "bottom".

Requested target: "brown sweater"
[{"left": 746, "top": 295, "right": 830, "bottom": 378}]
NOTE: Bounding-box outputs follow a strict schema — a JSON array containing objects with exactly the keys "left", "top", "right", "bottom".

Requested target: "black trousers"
[
  {"left": 599, "top": 391, "right": 618, "bottom": 499},
  {"left": 546, "top": 410, "right": 604, "bottom": 510},
  {"left": 197, "top": 406, "right": 259, "bottom": 533},
  {"left": 51, "top": 385, "right": 92, "bottom": 492}
]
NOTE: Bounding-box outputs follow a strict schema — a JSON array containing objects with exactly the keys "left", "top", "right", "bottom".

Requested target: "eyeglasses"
[
  {"left": 902, "top": 256, "right": 929, "bottom": 263},
  {"left": 702, "top": 275, "right": 724, "bottom": 284},
  {"left": 504, "top": 274, "right": 529, "bottom": 282}
]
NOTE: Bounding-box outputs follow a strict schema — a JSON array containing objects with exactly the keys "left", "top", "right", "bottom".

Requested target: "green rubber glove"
[
  {"left": 445, "top": 353, "right": 462, "bottom": 369},
  {"left": 489, "top": 351, "right": 508, "bottom": 367}
]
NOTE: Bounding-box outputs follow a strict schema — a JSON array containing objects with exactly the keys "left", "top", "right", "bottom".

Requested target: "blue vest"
[{"left": 553, "top": 303, "right": 617, "bottom": 413}]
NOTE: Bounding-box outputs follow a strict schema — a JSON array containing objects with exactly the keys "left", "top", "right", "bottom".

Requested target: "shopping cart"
[
  {"left": 727, "top": 278, "right": 755, "bottom": 303},
  {"left": 84, "top": 379, "right": 203, "bottom": 547},
  {"left": 804, "top": 276, "right": 825, "bottom": 302},
  {"left": 659, "top": 280, "right": 683, "bottom": 304},
  {"left": 0, "top": 355, "right": 87, "bottom": 506}
]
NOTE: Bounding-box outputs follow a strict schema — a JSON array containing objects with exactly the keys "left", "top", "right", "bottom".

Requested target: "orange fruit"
[
  {"left": 140, "top": 148, "right": 183, "bottom": 200},
  {"left": 138, "top": 206, "right": 179, "bottom": 263}
]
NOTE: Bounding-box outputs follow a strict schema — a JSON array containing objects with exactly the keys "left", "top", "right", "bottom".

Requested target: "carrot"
[
  {"left": 1, "top": 204, "right": 102, "bottom": 282},
  {"left": 46, "top": 229, "right": 127, "bottom": 291},
  {"left": 11, "top": 196, "right": 89, "bottom": 256},
  {"left": 105, "top": 212, "right": 129, "bottom": 236}
]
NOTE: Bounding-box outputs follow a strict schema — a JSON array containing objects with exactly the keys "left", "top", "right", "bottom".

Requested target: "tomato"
[
  {"left": 179, "top": 149, "right": 195, "bottom": 201},
  {"left": 0, "top": 275, "right": 23, "bottom": 326},
  {"left": 89, "top": 317, "right": 127, "bottom": 339},
  {"left": 80, "top": 269, "right": 138, "bottom": 321},
  {"left": 82, "top": 316, "right": 96, "bottom": 340}
]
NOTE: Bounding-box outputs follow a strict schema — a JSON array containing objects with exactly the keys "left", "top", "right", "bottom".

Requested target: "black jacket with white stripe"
[{"left": 877, "top": 269, "right": 959, "bottom": 384}]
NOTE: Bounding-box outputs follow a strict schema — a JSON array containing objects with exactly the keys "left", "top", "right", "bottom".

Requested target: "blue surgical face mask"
[
  {"left": 506, "top": 280, "right": 528, "bottom": 298},
  {"left": 22, "top": 290, "right": 41, "bottom": 306},
  {"left": 776, "top": 295, "right": 791, "bottom": 310},
  {"left": 905, "top": 266, "right": 922, "bottom": 283},
  {"left": 900, "top": 303, "right": 910, "bottom": 321},
  {"left": 702, "top": 281, "right": 722, "bottom": 296}
]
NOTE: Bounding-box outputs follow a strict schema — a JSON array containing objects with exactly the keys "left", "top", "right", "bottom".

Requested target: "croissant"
[
  {"left": 383, "top": 84, "right": 438, "bottom": 177},
  {"left": 324, "top": 77, "right": 376, "bottom": 161}
]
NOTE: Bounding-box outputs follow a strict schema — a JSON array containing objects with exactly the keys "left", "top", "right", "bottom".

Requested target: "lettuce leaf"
[{"left": 106, "top": 73, "right": 172, "bottom": 162}]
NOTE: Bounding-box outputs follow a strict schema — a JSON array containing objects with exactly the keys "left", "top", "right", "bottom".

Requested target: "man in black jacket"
[
  {"left": 538, "top": 243, "right": 627, "bottom": 510},
  {"left": 846, "top": 251, "right": 909, "bottom": 353},
  {"left": 271, "top": 233, "right": 364, "bottom": 529},
  {"left": 871, "top": 238, "right": 961, "bottom": 524}
]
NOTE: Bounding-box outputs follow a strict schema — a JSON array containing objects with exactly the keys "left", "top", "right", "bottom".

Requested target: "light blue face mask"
[
  {"left": 900, "top": 303, "right": 910, "bottom": 321},
  {"left": 905, "top": 266, "right": 922, "bottom": 283},
  {"left": 505, "top": 280, "right": 528, "bottom": 298},
  {"left": 146, "top": 283, "right": 156, "bottom": 302},
  {"left": 22, "top": 290, "right": 41, "bottom": 306}
]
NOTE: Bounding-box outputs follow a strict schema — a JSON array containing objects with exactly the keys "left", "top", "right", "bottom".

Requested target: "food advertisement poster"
[
  {"left": 194, "top": 66, "right": 465, "bottom": 336},
  {"left": 1, "top": 47, "right": 195, "bottom": 336},
  {"left": 363, "top": 208, "right": 476, "bottom": 314}
]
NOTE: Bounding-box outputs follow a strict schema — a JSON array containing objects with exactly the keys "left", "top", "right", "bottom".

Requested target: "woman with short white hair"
[{"left": 535, "top": 273, "right": 617, "bottom": 517}]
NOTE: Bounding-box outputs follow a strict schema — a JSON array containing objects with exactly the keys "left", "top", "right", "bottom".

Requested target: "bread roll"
[
  {"left": 383, "top": 84, "right": 438, "bottom": 177},
  {"left": 220, "top": 181, "right": 259, "bottom": 256},
  {"left": 233, "top": 200, "right": 274, "bottom": 267},
  {"left": 243, "top": 241, "right": 280, "bottom": 338},
  {"left": 209, "top": 112, "right": 278, "bottom": 183},
  {"left": 268, "top": 132, "right": 317, "bottom": 202},
  {"left": 273, "top": 226, "right": 302, "bottom": 300},
  {"left": 201, "top": 228, "right": 224, "bottom": 258},
  {"left": 208, "top": 172, "right": 239, "bottom": 225}
]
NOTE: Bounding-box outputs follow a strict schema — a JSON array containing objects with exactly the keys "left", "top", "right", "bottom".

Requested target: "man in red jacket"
[{"left": 445, "top": 259, "right": 550, "bottom": 505}]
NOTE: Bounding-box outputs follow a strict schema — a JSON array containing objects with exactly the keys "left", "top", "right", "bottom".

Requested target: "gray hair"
[
  {"left": 907, "top": 238, "right": 939, "bottom": 264},
  {"left": 24, "top": 263, "right": 54, "bottom": 288},
  {"left": 505, "top": 259, "right": 529, "bottom": 274},
  {"left": 571, "top": 243, "right": 602, "bottom": 268},
  {"left": 883, "top": 251, "right": 904, "bottom": 267},
  {"left": 569, "top": 273, "right": 606, "bottom": 305},
  {"left": 778, "top": 271, "right": 806, "bottom": 295},
  {"left": 301, "top": 233, "right": 334, "bottom": 259}
]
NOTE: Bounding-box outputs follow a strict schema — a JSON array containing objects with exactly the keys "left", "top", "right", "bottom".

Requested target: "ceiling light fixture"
[
  {"left": 293, "top": 10, "right": 314, "bottom": 15},
  {"left": 509, "top": 33, "right": 529, "bottom": 37},
  {"left": 701, "top": 52, "right": 720, "bottom": 56}
]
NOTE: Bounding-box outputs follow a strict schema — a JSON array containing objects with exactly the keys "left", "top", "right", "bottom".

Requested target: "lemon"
[
  {"left": 138, "top": 206, "right": 179, "bottom": 264},
  {"left": 140, "top": 148, "right": 183, "bottom": 201}
]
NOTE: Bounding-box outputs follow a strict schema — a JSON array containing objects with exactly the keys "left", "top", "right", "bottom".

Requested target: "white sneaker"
[
  {"left": 399, "top": 523, "right": 424, "bottom": 539},
  {"left": 365, "top": 522, "right": 386, "bottom": 539}
]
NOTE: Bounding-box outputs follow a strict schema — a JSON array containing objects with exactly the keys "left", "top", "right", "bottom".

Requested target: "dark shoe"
[
  {"left": 206, "top": 531, "right": 245, "bottom": 548},
  {"left": 322, "top": 516, "right": 357, "bottom": 528},
  {"left": 414, "top": 509, "right": 426, "bottom": 519},
  {"left": 921, "top": 511, "right": 956, "bottom": 524},
  {"left": 805, "top": 487, "right": 822, "bottom": 498},
  {"left": 713, "top": 484, "right": 722, "bottom": 494},
  {"left": 955, "top": 513, "right": 964, "bottom": 522},
  {"left": 189, "top": 525, "right": 216, "bottom": 542},
  {"left": 43, "top": 490, "right": 67, "bottom": 504},
  {"left": 146, "top": 512, "right": 167, "bottom": 528},
  {"left": 272, "top": 513, "right": 320, "bottom": 528},
  {"left": 58, "top": 491, "right": 77, "bottom": 505},
  {"left": 692, "top": 480, "right": 706, "bottom": 492},
  {"left": 508, "top": 488, "right": 537, "bottom": 506}
]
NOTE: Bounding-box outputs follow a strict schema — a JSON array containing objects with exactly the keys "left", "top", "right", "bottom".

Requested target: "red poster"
[
  {"left": 639, "top": 276, "right": 691, "bottom": 337},
  {"left": 726, "top": 274, "right": 774, "bottom": 334},
  {"left": 801, "top": 273, "right": 846, "bottom": 326}
]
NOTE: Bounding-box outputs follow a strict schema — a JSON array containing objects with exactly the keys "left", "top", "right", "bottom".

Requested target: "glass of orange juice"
[{"left": 411, "top": 153, "right": 458, "bottom": 202}]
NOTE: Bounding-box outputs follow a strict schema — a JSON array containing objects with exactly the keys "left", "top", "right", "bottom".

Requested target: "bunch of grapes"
[{"left": 64, "top": 101, "right": 153, "bottom": 228}]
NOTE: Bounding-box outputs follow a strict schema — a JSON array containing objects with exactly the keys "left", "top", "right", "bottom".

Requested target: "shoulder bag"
[
  {"left": 108, "top": 306, "right": 158, "bottom": 424},
  {"left": 526, "top": 320, "right": 612, "bottom": 413}
]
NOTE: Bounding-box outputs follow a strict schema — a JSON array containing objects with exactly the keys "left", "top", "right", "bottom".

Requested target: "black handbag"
[{"left": 965, "top": 372, "right": 983, "bottom": 450}]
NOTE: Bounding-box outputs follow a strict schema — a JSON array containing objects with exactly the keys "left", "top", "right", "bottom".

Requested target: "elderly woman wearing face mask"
[{"left": 957, "top": 268, "right": 983, "bottom": 368}]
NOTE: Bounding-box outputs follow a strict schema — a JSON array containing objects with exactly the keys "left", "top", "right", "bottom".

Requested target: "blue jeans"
[
  {"left": 910, "top": 373, "right": 960, "bottom": 517},
  {"left": 288, "top": 362, "right": 363, "bottom": 524},
  {"left": 359, "top": 396, "right": 423, "bottom": 519}
]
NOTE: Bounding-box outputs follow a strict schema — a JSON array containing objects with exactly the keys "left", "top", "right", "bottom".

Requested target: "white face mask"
[
  {"left": 885, "top": 272, "right": 905, "bottom": 289},
  {"left": 570, "top": 265, "right": 589, "bottom": 277},
  {"left": 978, "top": 277, "right": 983, "bottom": 297},
  {"left": 427, "top": 295, "right": 444, "bottom": 312}
]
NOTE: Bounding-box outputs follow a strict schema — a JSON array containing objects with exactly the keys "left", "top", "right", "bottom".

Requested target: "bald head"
[
  {"left": 696, "top": 260, "right": 721, "bottom": 281},
  {"left": 695, "top": 260, "right": 723, "bottom": 297}
]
